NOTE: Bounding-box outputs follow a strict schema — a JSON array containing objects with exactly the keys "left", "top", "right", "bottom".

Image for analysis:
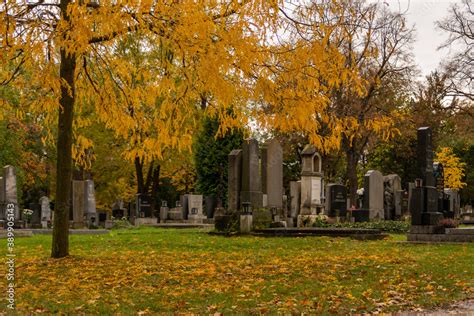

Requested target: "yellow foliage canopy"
[
  {"left": 435, "top": 147, "right": 466, "bottom": 190},
  {"left": 2, "top": 0, "right": 405, "bottom": 161}
]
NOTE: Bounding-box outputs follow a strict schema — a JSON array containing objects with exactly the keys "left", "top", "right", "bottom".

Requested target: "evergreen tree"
[{"left": 193, "top": 116, "right": 243, "bottom": 208}]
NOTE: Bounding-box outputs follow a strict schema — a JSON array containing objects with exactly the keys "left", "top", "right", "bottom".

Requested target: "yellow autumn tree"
[
  {"left": 2, "top": 0, "right": 411, "bottom": 259},
  {"left": 435, "top": 147, "right": 467, "bottom": 189},
  {"left": 2, "top": 0, "right": 284, "bottom": 258},
  {"left": 262, "top": 1, "right": 415, "bottom": 203}
]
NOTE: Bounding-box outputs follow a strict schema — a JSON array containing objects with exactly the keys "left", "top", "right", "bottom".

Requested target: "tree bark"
[
  {"left": 150, "top": 164, "right": 160, "bottom": 218},
  {"left": 51, "top": 25, "right": 76, "bottom": 258},
  {"left": 135, "top": 156, "right": 144, "bottom": 194},
  {"left": 346, "top": 148, "right": 359, "bottom": 208}
]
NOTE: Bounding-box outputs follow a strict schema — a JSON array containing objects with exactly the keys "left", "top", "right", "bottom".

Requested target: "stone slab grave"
[
  {"left": 168, "top": 201, "right": 184, "bottom": 221},
  {"left": 297, "top": 145, "right": 325, "bottom": 226},
  {"left": 362, "top": 170, "right": 384, "bottom": 220},
  {"left": 408, "top": 227, "right": 474, "bottom": 242},
  {"left": 254, "top": 227, "right": 388, "bottom": 240}
]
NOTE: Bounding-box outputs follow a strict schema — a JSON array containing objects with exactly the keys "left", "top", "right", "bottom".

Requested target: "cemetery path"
[{"left": 398, "top": 298, "right": 474, "bottom": 315}]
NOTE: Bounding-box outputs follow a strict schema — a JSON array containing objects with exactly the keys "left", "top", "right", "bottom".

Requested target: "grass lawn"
[{"left": 2, "top": 227, "right": 473, "bottom": 314}]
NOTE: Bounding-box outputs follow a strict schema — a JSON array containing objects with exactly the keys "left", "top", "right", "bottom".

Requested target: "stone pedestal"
[
  {"left": 105, "top": 220, "right": 114, "bottom": 229},
  {"left": 240, "top": 214, "right": 253, "bottom": 234},
  {"left": 159, "top": 206, "right": 169, "bottom": 221},
  {"left": 187, "top": 194, "right": 206, "bottom": 223},
  {"left": 168, "top": 208, "right": 184, "bottom": 220}
]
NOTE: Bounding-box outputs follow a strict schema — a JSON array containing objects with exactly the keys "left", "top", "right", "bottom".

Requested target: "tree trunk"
[
  {"left": 346, "top": 148, "right": 359, "bottom": 207},
  {"left": 51, "top": 42, "right": 76, "bottom": 257},
  {"left": 150, "top": 164, "right": 160, "bottom": 218},
  {"left": 135, "top": 156, "right": 144, "bottom": 194}
]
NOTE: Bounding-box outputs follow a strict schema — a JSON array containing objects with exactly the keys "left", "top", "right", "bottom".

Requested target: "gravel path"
[{"left": 397, "top": 299, "right": 474, "bottom": 315}]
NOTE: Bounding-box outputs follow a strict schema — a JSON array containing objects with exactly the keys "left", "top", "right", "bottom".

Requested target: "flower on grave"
[
  {"left": 121, "top": 217, "right": 127, "bottom": 221},
  {"left": 23, "top": 209, "right": 34, "bottom": 220}
]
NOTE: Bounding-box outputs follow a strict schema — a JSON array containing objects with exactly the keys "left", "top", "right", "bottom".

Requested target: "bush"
[
  {"left": 252, "top": 208, "right": 273, "bottom": 230},
  {"left": 214, "top": 211, "right": 240, "bottom": 233},
  {"left": 312, "top": 219, "right": 410, "bottom": 233},
  {"left": 111, "top": 217, "right": 134, "bottom": 229}
]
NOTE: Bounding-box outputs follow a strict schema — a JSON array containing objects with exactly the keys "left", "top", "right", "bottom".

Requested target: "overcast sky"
[{"left": 386, "top": 0, "right": 459, "bottom": 77}]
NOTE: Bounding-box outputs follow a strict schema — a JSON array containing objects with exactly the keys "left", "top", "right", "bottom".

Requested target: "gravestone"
[
  {"left": 239, "top": 139, "right": 263, "bottom": 209},
  {"left": 112, "top": 199, "right": 126, "bottom": 219},
  {"left": 39, "top": 196, "right": 51, "bottom": 228},
  {"left": 297, "top": 145, "right": 325, "bottom": 227},
  {"left": 407, "top": 182, "right": 415, "bottom": 214},
  {"left": 266, "top": 138, "right": 283, "bottom": 213},
  {"left": 84, "top": 180, "right": 98, "bottom": 226},
  {"left": 29, "top": 203, "right": 41, "bottom": 226},
  {"left": 188, "top": 194, "right": 206, "bottom": 223},
  {"left": 299, "top": 145, "right": 324, "bottom": 215},
  {"left": 136, "top": 193, "right": 152, "bottom": 218},
  {"left": 261, "top": 146, "right": 268, "bottom": 196},
  {"left": 444, "top": 189, "right": 460, "bottom": 217},
  {"left": 289, "top": 181, "right": 301, "bottom": 220},
  {"left": 409, "top": 127, "right": 443, "bottom": 227},
  {"left": 433, "top": 162, "right": 448, "bottom": 214},
  {"left": 417, "top": 127, "right": 435, "bottom": 187},
  {"left": 181, "top": 195, "right": 189, "bottom": 219},
  {"left": 326, "top": 184, "right": 347, "bottom": 218},
  {"left": 1, "top": 166, "right": 20, "bottom": 224},
  {"left": 72, "top": 180, "right": 86, "bottom": 228},
  {"left": 228, "top": 149, "right": 242, "bottom": 211},
  {"left": 204, "top": 195, "right": 217, "bottom": 219},
  {"left": 160, "top": 201, "right": 169, "bottom": 222},
  {"left": 383, "top": 174, "right": 402, "bottom": 220},
  {"left": 362, "top": 170, "right": 384, "bottom": 219},
  {"left": 168, "top": 200, "right": 184, "bottom": 221}
]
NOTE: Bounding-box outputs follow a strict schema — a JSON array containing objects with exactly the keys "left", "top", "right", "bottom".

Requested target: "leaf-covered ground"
[{"left": 1, "top": 227, "right": 473, "bottom": 314}]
